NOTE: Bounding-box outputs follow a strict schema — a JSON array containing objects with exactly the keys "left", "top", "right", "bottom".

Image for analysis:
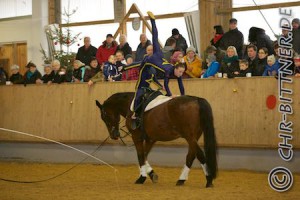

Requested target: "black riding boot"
[{"left": 131, "top": 117, "right": 141, "bottom": 130}]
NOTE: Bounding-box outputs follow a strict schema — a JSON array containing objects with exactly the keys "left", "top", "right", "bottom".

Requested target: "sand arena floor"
[{"left": 0, "top": 162, "right": 299, "bottom": 200}]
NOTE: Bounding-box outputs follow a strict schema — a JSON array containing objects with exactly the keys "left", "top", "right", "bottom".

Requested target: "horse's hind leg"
[
  {"left": 176, "top": 146, "right": 196, "bottom": 186},
  {"left": 144, "top": 140, "right": 158, "bottom": 183},
  {"left": 193, "top": 142, "right": 213, "bottom": 188}
]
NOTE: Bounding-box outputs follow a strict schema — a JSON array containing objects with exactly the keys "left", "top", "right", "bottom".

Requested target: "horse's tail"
[{"left": 198, "top": 98, "right": 218, "bottom": 179}]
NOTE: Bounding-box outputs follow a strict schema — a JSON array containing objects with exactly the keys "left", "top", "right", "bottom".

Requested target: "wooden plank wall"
[
  {"left": 199, "top": 0, "right": 232, "bottom": 54},
  {"left": 0, "top": 78, "right": 299, "bottom": 149},
  {"left": 0, "top": 43, "right": 27, "bottom": 77}
]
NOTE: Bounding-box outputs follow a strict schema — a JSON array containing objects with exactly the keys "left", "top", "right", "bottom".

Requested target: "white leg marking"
[
  {"left": 201, "top": 163, "right": 209, "bottom": 176},
  {"left": 179, "top": 165, "right": 190, "bottom": 180},
  {"left": 145, "top": 161, "right": 153, "bottom": 174},
  {"left": 140, "top": 165, "right": 147, "bottom": 177}
]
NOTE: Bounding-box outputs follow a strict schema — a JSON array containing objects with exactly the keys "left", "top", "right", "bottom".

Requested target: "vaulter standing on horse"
[{"left": 124, "top": 11, "right": 186, "bottom": 128}]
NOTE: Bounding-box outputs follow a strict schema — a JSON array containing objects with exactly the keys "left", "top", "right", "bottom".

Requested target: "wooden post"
[
  {"left": 199, "top": 0, "right": 232, "bottom": 55},
  {"left": 48, "top": 0, "right": 61, "bottom": 24},
  {"left": 114, "top": 0, "right": 127, "bottom": 35}
]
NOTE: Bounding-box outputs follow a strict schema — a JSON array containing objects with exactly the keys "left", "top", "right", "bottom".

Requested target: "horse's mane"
[{"left": 104, "top": 92, "right": 135, "bottom": 106}]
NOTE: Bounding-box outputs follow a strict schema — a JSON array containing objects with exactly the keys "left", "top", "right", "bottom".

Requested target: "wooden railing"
[{"left": 0, "top": 77, "right": 299, "bottom": 148}]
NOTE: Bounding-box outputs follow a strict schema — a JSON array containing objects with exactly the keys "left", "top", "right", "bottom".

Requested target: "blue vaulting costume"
[{"left": 125, "top": 13, "right": 185, "bottom": 114}]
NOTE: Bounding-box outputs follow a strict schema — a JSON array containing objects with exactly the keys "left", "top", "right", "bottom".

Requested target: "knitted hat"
[
  {"left": 172, "top": 28, "right": 179, "bottom": 36},
  {"left": 74, "top": 60, "right": 85, "bottom": 67},
  {"left": 267, "top": 55, "right": 276, "bottom": 64},
  {"left": 170, "top": 51, "right": 183, "bottom": 64},
  {"left": 186, "top": 46, "right": 196, "bottom": 54},
  {"left": 10, "top": 64, "right": 19, "bottom": 70},
  {"left": 206, "top": 45, "right": 217, "bottom": 53},
  {"left": 292, "top": 18, "right": 300, "bottom": 25},
  {"left": 229, "top": 18, "right": 237, "bottom": 24},
  {"left": 106, "top": 33, "right": 113, "bottom": 38},
  {"left": 207, "top": 54, "right": 216, "bottom": 63}
]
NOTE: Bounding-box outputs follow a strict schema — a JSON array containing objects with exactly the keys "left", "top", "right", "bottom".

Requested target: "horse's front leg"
[
  {"left": 144, "top": 139, "right": 158, "bottom": 183},
  {"left": 132, "top": 135, "right": 147, "bottom": 184}
]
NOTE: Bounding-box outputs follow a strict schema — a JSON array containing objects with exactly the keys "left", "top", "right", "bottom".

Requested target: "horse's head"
[{"left": 95, "top": 100, "right": 120, "bottom": 140}]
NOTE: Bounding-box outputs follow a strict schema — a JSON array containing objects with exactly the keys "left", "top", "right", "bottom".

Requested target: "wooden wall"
[
  {"left": 199, "top": 0, "right": 232, "bottom": 54},
  {"left": 0, "top": 78, "right": 299, "bottom": 149},
  {"left": 0, "top": 43, "right": 27, "bottom": 77}
]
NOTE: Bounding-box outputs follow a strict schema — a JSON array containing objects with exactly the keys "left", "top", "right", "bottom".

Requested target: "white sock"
[
  {"left": 145, "top": 161, "right": 153, "bottom": 174},
  {"left": 179, "top": 165, "right": 190, "bottom": 180},
  {"left": 140, "top": 165, "right": 147, "bottom": 177},
  {"left": 201, "top": 163, "right": 208, "bottom": 176}
]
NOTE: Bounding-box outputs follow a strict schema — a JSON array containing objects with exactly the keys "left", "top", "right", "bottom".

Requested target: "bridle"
[{"left": 102, "top": 108, "right": 133, "bottom": 147}]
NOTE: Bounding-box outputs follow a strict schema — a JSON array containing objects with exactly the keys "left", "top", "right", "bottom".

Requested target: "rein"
[{"left": 118, "top": 118, "right": 134, "bottom": 147}]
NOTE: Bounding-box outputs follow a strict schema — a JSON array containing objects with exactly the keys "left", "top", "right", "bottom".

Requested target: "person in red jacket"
[{"left": 96, "top": 34, "right": 118, "bottom": 67}]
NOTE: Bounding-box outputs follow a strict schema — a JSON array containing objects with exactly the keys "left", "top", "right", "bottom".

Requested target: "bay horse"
[{"left": 96, "top": 92, "right": 217, "bottom": 187}]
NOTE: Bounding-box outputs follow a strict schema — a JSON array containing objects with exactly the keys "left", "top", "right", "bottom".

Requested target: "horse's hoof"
[
  {"left": 205, "top": 175, "right": 213, "bottom": 188},
  {"left": 206, "top": 182, "right": 214, "bottom": 188},
  {"left": 148, "top": 170, "right": 158, "bottom": 183},
  {"left": 176, "top": 180, "right": 185, "bottom": 186},
  {"left": 135, "top": 175, "right": 147, "bottom": 184}
]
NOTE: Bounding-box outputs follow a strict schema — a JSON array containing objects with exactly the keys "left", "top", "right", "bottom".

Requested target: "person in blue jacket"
[
  {"left": 262, "top": 54, "right": 280, "bottom": 76},
  {"left": 202, "top": 54, "right": 220, "bottom": 78}
]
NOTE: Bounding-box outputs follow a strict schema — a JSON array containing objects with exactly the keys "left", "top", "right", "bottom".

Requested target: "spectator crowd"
[{"left": 1, "top": 17, "right": 300, "bottom": 86}]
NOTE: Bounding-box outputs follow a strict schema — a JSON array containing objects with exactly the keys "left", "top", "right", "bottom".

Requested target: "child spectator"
[
  {"left": 122, "top": 54, "right": 139, "bottom": 81},
  {"left": 234, "top": 59, "right": 251, "bottom": 77},
  {"left": 202, "top": 54, "right": 220, "bottom": 78},
  {"left": 72, "top": 60, "right": 86, "bottom": 82},
  {"left": 294, "top": 55, "right": 300, "bottom": 77},
  {"left": 84, "top": 57, "right": 100, "bottom": 82},
  {"left": 263, "top": 55, "right": 279, "bottom": 76},
  {"left": 103, "top": 55, "right": 122, "bottom": 81},
  {"left": 9, "top": 64, "right": 23, "bottom": 84},
  {"left": 219, "top": 46, "right": 239, "bottom": 78},
  {"left": 37, "top": 65, "right": 52, "bottom": 84},
  {"left": 24, "top": 62, "right": 42, "bottom": 84},
  {"left": 125, "top": 54, "right": 133, "bottom": 65}
]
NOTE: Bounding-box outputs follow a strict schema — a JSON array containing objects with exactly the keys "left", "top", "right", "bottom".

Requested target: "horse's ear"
[{"left": 95, "top": 100, "right": 103, "bottom": 110}]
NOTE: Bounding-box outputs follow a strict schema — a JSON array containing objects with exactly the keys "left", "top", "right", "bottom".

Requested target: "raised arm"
[{"left": 148, "top": 11, "right": 162, "bottom": 56}]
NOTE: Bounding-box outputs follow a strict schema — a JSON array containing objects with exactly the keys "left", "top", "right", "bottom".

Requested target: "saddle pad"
[{"left": 130, "top": 95, "right": 172, "bottom": 112}]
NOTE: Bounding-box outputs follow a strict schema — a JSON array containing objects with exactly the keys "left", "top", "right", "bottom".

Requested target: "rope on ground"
[{"left": 0, "top": 127, "right": 118, "bottom": 184}]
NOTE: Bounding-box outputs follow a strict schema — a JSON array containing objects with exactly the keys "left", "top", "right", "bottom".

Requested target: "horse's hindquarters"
[{"left": 143, "top": 97, "right": 201, "bottom": 141}]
